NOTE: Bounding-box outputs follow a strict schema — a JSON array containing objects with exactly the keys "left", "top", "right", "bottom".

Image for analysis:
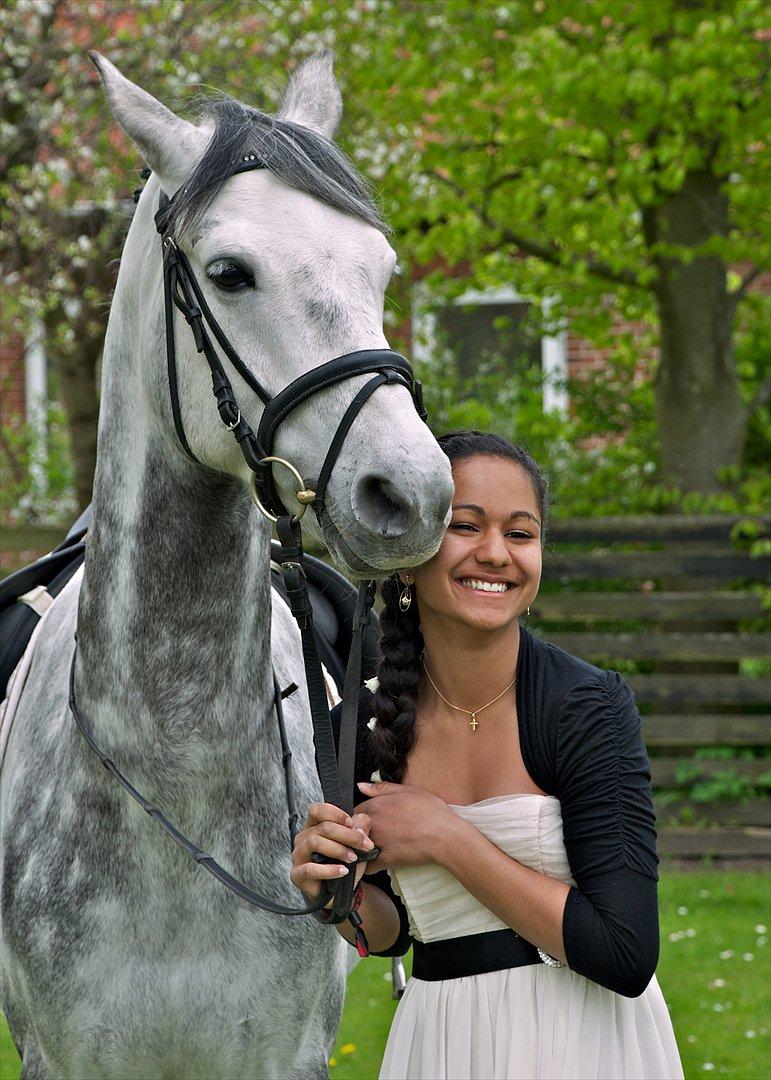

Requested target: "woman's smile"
[{"left": 453, "top": 576, "right": 516, "bottom": 595}]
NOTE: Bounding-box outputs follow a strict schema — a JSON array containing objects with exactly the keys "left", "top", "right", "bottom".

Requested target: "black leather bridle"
[{"left": 69, "top": 161, "right": 429, "bottom": 953}]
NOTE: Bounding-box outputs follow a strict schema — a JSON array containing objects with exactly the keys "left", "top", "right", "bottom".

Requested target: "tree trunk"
[
  {"left": 645, "top": 170, "right": 747, "bottom": 494},
  {"left": 45, "top": 307, "right": 101, "bottom": 513}
]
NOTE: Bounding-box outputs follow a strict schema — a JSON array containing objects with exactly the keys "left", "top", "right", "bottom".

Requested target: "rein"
[{"left": 69, "top": 162, "right": 428, "bottom": 949}]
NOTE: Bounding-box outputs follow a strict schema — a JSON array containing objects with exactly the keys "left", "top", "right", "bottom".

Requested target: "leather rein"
[{"left": 69, "top": 162, "right": 428, "bottom": 951}]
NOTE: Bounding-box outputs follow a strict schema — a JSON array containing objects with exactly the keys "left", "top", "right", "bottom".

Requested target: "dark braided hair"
[{"left": 370, "top": 431, "right": 548, "bottom": 783}]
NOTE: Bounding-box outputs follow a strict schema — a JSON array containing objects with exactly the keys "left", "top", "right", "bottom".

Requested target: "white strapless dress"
[{"left": 379, "top": 794, "right": 684, "bottom": 1080}]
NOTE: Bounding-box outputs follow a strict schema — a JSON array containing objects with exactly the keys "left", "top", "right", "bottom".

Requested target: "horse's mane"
[{"left": 167, "top": 95, "right": 388, "bottom": 238}]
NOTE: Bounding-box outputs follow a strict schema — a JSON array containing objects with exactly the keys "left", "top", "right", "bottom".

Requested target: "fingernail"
[
  {"left": 357, "top": 781, "right": 371, "bottom": 789},
  {"left": 338, "top": 865, "right": 349, "bottom": 875},
  {"left": 362, "top": 837, "right": 375, "bottom": 850},
  {"left": 346, "top": 851, "right": 357, "bottom": 863},
  {"left": 344, "top": 816, "right": 354, "bottom": 826}
]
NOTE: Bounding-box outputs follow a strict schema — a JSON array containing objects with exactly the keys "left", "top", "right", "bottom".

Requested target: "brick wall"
[{"left": 1, "top": 336, "right": 26, "bottom": 424}]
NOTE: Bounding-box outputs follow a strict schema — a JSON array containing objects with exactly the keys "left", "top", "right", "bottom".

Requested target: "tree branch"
[{"left": 429, "top": 168, "right": 644, "bottom": 290}]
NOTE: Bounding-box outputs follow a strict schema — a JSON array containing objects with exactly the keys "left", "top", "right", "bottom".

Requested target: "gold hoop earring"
[{"left": 399, "top": 576, "right": 413, "bottom": 612}]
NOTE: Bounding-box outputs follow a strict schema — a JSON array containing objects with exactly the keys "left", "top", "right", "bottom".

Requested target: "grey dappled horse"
[{"left": 0, "top": 54, "right": 452, "bottom": 1079}]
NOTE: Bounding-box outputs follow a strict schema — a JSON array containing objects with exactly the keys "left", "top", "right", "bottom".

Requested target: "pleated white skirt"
[{"left": 379, "top": 963, "right": 684, "bottom": 1080}]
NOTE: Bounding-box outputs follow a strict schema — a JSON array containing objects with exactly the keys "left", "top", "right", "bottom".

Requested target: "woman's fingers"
[
  {"left": 292, "top": 820, "right": 374, "bottom": 869},
  {"left": 298, "top": 833, "right": 360, "bottom": 866},
  {"left": 349, "top": 811, "right": 372, "bottom": 836},
  {"left": 292, "top": 805, "right": 375, "bottom": 900},
  {"left": 313, "top": 819, "right": 375, "bottom": 851},
  {"left": 290, "top": 859, "right": 351, "bottom": 899},
  {"left": 305, "top": 802, "right": 353, "bottom": 828}
]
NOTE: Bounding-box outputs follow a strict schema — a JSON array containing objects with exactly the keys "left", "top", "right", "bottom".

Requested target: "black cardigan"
[{"left": 331, "top": 626, "right": 660, "bottom": 999}]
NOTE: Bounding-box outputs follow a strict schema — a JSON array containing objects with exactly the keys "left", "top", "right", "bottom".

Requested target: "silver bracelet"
[{"left": 537, "top": 947, "right": 565, "bottom": 968}]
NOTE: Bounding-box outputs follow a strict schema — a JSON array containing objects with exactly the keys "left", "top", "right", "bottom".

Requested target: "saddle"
[{"left": 0, "top": 505, "right": 379, "bottom": 700}]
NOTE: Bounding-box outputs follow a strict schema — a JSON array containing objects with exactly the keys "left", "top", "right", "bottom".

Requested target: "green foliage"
[
  {"left": 0, "top": 405, "right": 76, "bottom": 524},
  {"left": 666, "top": 748, "right": 771, "bottom": 805},
  {"left": 2, "top": 0, "right": 769, "bottom": 513},
  {"left": 420, "top": 340, "right": 768, "bottom": 517}
]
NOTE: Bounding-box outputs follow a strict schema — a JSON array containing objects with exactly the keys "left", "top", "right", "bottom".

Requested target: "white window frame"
[
  {"left": 25, "top": 317, "right": 48, "bottom": 496},
  {"left": 411, "top": 284, "right": 568, "bottom": 416}
]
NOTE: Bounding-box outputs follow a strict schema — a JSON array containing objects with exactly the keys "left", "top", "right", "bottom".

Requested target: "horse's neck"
[{"left": 76, "top": 374, "right": 273, "bottom": 767}]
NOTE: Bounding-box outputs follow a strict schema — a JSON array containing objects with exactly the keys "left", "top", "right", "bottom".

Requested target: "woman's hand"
[
  {"left": 290, "top": 802, "right": 375, "bottom": 901},
  {"left": 355, "top": 780, "right": 459, "bottom": 871}
]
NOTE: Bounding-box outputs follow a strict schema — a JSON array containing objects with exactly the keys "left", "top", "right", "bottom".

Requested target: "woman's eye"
[
  {"left": 450, "top": 522, "right": 477, "bottom": 532},
  {"left": 507, "top": 530, "right": 533, "bottom": 539},
  {"left": 206, "top": 260, "right": 254, "bottom": 292}
]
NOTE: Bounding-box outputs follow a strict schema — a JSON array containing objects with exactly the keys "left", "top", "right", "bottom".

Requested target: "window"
[{"left": 412, "top": 286, "right": 568, "bottom": 415}]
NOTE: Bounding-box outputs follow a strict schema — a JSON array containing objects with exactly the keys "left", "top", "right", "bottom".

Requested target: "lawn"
[{"left": 2, "top": 869, "right": 768, "bottom": 1079}]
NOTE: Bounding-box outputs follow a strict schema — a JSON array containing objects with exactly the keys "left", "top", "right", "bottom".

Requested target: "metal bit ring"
[{"left": 249, "top": 457, "right": 316, "bottom": 523}]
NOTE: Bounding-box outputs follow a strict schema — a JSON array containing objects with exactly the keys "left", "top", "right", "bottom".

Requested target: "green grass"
[{"left": 2, "top": 869, "right": 769, "bottom": 1079}]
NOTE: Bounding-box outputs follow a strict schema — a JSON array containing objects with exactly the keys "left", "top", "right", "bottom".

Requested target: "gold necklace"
[{"left": 422, "top": 662, "right": 516, "bottom": 732}]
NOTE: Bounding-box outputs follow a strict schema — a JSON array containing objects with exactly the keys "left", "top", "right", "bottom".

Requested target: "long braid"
[
  {"left": 370, "top": 430, "right": 549, "bottom": 784},
  {"left": 371, "top": 575, "right": 424, "bottom": 783}
]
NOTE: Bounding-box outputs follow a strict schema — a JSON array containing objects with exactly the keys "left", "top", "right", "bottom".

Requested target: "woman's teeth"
[{"left": 458, "top": 578, "right": 509, "bottom": 593}]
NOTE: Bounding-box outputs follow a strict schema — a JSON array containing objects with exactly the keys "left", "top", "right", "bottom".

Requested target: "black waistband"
[{"left": 412, "top": 928, "right": 543, "bottom": 982}]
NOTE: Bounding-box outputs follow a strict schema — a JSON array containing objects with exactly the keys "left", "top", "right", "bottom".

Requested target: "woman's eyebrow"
[
  {"left": 451, "top": 504, "right": 541, "bottom": 526},
  {"left": 452, "top": 502, "right": 486, "bottom": 514}
]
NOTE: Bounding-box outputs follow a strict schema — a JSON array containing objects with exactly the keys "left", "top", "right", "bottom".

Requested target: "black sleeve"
[
  {"left": 556, "top": 671, "right": 660, "bottom": 997},
  {"left": 330, "top": 688, "right": 414, "bottom": 958}
]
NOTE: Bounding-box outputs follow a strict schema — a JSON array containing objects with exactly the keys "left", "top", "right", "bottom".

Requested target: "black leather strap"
[
  {"left": 256, "top": 349, "right": 415, "bottom": 459},
  {"left": 276, "top": 516, "right": 343, "bottom": 810},
  {"left": 412, "top": 929, "right": 544, "bottom": 981},
  {"left": 337, "top": 580, "right": 376, "bottom": 814},
  {"left": 314, "top": 370, "right": 409, "bottom": 509},
  {"left": 171, "top": 243, "right": 272, "bottom": 406},
  {"left": 162, "top": 244, "right": 199, "bottom": 463}
]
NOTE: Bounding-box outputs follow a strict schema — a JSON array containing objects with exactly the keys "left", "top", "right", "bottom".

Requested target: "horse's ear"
[
  {"left": 90, "top": 52, "right": 208, "bottom": 193},
  {"left": 277, "top": 52, "right": 342, "bottom": 139}
]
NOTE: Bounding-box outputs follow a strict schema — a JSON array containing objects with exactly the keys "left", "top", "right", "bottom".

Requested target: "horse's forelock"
[{"left": 166, "top": 96, "right": 388, "bottom": 241}]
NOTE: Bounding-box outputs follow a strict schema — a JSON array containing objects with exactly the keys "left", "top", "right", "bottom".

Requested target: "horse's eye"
[{"left": 206, "top": 260, "right": 254, "bottom": 293}]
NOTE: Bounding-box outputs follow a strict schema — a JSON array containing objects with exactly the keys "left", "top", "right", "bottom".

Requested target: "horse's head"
[{"left": 92, "top": 53, "right": 452, "bottom": 577}]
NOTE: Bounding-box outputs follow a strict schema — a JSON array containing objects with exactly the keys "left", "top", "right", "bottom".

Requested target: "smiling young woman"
[{"left": 290, "top": 431, "right": 685, "bottom": 1080}]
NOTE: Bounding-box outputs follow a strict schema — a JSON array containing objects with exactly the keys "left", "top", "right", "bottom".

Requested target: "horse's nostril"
[{"left": 353, "top": 473, "right": 416, "bottom": 538}]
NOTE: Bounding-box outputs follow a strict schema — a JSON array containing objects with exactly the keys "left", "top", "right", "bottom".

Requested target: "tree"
[
  {"left": 311, "top": 0, "right": 769, "bottom": 495},
  {"left": 3, "top": 0, "right": 768, "bottom": 506},
  {"left": 0, "top": 0, "right": 291, "bottom": 510}
]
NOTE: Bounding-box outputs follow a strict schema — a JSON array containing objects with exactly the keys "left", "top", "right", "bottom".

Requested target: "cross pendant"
[{"left": 470, "top": 714, "right": 478, "bottom": 731}]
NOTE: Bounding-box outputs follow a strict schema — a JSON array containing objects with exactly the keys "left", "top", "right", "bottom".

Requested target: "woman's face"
[{"left": 409, "top": 455, "right": 542, "bottom": 635}]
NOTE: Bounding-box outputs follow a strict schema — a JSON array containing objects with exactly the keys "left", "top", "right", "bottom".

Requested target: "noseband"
[{"left": 69, "top": 161, "right": 429, "bottom": 951}]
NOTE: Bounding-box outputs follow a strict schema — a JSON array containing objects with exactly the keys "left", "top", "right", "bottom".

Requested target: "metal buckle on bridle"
[{"left": 248, "top": 458, "right": 316, "bottom": 523}]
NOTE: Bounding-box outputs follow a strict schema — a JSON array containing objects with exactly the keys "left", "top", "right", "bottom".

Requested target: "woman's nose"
[{"left": 475, "top": 531, "right": 512, "bottom": 566}]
